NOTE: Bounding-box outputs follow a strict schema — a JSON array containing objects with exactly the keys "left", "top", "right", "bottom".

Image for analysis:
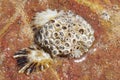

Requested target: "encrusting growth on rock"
[{"left": 13, "top": 9, "right": 95, "bottom": 75}]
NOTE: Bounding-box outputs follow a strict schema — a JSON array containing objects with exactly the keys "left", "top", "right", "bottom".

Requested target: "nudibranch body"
[{"left": 13, "top": 9, "right": 95, "bottom": 75}]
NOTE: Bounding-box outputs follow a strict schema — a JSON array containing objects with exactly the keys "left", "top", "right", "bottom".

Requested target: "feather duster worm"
[{"left": 13, "top": 9, "right": 95, "bottom": 75}]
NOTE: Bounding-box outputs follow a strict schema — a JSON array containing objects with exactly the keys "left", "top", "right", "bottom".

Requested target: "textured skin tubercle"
[{"left": 13, "top": 9, "right": 95, "bottom": 75}]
